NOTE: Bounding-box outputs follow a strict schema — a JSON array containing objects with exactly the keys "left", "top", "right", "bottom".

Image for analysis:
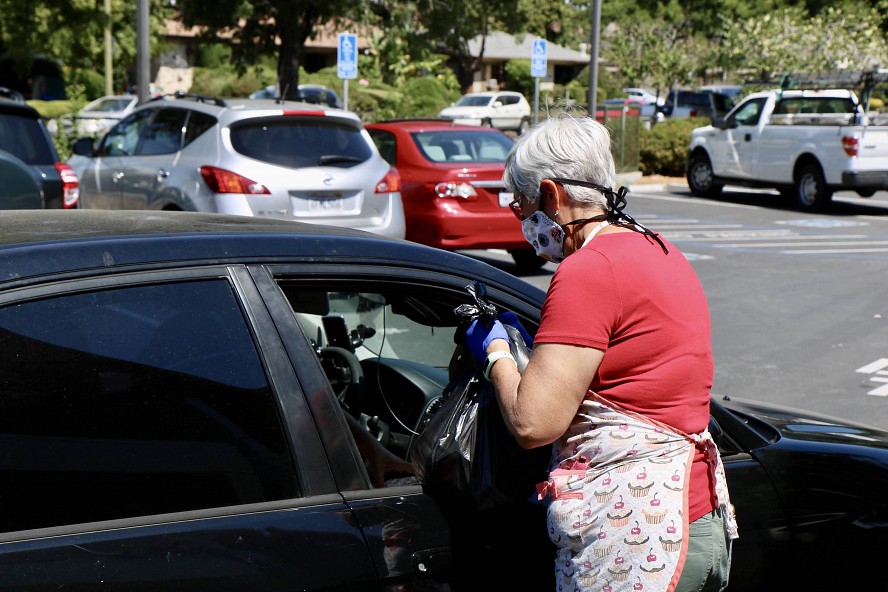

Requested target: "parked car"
[
  {"left": 365, "top": 118, "right": 545, "bottom": 271},
  {"left": 0, "top": 95, "right": 79, "bottom": 209},
  {"left": 437, "top": 91, "right": 532, "bottom": 134},
  {"left": 659, "top": 88, "right": 734, "bottom": 120},
  {"left": 0, "top": 209, "right": 887, "bottom": 590},
  {"left": 599, "top": 96, "right": 664, "bottom": 123},
  {"left": 249, "top": 84, "right": 343, "bottom": 108},
  {"left": 622, "top": 87, "right": 664, "bottom": 106},
  {"left": 69, "top": 92, "right": 404, "bottom": 238},
  {"left": 70, "top": 94, "right": 139, "bottom": 137}
]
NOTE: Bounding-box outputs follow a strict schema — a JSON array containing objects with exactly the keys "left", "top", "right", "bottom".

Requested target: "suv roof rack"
[{"left": 149, "top": 91, "right": 228, "bottom": 107}]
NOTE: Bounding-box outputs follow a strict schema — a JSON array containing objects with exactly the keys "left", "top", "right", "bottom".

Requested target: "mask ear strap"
[{"left": 605, "top": 186, "right": 669, "bottom": 255}]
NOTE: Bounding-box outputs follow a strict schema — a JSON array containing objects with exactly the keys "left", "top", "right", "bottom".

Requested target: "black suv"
[{"left": 0, "top": 89, "right": 79, "bottom": 209}]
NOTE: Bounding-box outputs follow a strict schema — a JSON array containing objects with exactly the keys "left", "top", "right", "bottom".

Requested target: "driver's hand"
[{"left": 367, "top": 445, "right": 414, "bottom": 488}]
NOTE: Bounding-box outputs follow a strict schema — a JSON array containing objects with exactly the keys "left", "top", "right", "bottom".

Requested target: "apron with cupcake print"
[{"left": 536, "top": 392, "right": 738, "bottom": 592}]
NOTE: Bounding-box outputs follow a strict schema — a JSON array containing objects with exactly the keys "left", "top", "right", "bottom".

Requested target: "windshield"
[
  {"left": 84, "top": 98, "right": 134, "bottom": 113},
  {"left": 455, "top": 95, "right": 494, "bottom": 107}
]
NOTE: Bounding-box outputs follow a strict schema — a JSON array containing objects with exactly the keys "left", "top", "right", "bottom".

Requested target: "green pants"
[{"left": 675, "top": 508, "right": 732, "bottom": 592}]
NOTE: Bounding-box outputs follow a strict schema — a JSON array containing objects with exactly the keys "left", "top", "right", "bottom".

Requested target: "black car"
[
  {"left": 0, "top": 93, "right": 79, "bottom": 209},
  {"left": 0, "top": 210, "right": 885, "bottom": 590}
]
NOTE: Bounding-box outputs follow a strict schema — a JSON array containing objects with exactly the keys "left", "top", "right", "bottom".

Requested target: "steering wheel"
[{"left": 318, "top": 346, "right": 364, "bottom": 418}]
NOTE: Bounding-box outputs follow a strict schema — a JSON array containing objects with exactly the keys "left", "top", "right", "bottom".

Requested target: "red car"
[{"left": 366, "top": 119, "right": 545, "bottom": 271}]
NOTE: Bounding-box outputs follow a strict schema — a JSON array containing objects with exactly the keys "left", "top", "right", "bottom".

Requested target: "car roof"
[
  {"left": 0, "top": 99, "right": 40, "bottom": 118},
  {"left": 137, "top": 93, "right": 359, "bottom": 123},
  {"left": 366, "top": 118, "right": 510, "bottom": 132},
  {"left": 0, "top": 211, "right": 533, "bottom": 294}
]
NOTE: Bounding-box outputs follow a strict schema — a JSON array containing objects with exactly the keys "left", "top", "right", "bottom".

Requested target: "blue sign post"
[
  {"left": 338, "top": 33, "right": 358, "bottom": 110},
  {"left": 531, "top": 38, "right": 547, "bottom": 125}
]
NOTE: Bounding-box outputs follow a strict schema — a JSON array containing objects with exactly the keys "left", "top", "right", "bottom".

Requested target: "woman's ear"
[{"left": 539, "top": 179, "right": 564, "bottom": 213}]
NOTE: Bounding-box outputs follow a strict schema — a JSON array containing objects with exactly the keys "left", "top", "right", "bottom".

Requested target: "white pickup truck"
[{"left": 686, "top": 87, "right": 888, "bottom": 210}]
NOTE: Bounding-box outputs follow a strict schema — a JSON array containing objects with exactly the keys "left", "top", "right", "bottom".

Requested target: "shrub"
[
  {"left": 639, "top": 117, "right": 708, "bottom": 176},
  {"left": 400, "top": 76, "right": 459, "bottom": 117}
]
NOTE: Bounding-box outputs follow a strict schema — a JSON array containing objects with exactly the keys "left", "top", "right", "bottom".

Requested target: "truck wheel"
[
  {"left": 857, "top": 189, "right": 876, "bottom": 198},
  {"left": 510, "top": 248, "right": 547, "bottom": 272},
  {"left": 794, "top": 164, "right": 832, "bottom": 211},
  {"left": 481, "top": 118, "right": 493, "bottom": 128},
  {"left": 687, "top": 153, "right": 723, "bottom": 198}
]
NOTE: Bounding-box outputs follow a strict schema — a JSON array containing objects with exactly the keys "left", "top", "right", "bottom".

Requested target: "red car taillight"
[
  {"left": 434, "top": 182, "right": 478, "bottom": 201},
  {"left": 842, "top": 135, "right": 859, "bottom": 157},
  {"left": 199, "top": 166, "right": 270, "bottom": 194},
  {"left": 55, "top": 162, "right": 80, "bottom": 208},
  {"left": 375, "top": 167, "right": 401, "bottom": 193}
]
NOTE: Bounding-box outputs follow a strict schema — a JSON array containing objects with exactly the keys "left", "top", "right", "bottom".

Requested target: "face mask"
[
  {"left": 522, "top": 208, "right": 614, "bottom": 263},
  {"left": 521, "top": 211, "right": 566, "bottom": 262}
]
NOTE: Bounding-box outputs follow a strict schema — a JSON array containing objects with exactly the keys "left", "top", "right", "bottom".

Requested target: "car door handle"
[
  {"left": 156, "top": 169, "right": 170, "bottom": 180},
  {"left": 112, "top": 171, "right": 124, "bottom": 182},
  {"left": 412, "top": 547, "right": 452, "bottom": 580}
]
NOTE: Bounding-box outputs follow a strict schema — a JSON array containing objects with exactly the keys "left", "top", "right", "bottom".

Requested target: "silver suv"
[{"left": 70, "top": 93, "right": 405, "bottom": 238}]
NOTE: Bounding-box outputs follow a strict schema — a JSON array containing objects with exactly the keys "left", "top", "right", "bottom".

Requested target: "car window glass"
[
  {"left": 183, "top": 110, "right": 217, "bottom": 146},
  {"left": 456, "top": 95, "right": 493, "bottom": 107},
  {"left": 136, "top": 108, "right": 187, "bottom": 155},
  {"left": 230, "top": 119, "right": 372, "bottom": 168},
  {"left": 97, "top": 109, "right": 152, "bottom": 157},
  {"left": 0, "top": 279, "right": 298, "bottom": 533},
  {"left": 412, "top": 130, "right": 513, "bottom": 163},
  {"left": 84, "top": 98, "right": 134, "bottom": 113},
  {"left": 729, "top": 98, "right": 765, "bottom": 126},
  {"left": 0, "top": 111, "right": 55, "bottom": 165},
  {"left": 368, "top": 129, "right": 397, "bottom": 165}
]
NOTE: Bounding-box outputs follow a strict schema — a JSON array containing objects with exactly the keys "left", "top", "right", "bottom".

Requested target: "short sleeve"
[{"left": 534, "top": 249, "right": 621, "bottom": 350}]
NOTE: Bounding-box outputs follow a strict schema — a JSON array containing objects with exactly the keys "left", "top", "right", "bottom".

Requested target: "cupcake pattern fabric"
[{"left": 537, "top": 393, "right": 738, "bottom": 592}]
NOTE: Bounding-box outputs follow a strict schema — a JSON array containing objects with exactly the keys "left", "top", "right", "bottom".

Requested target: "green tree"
[
  {"left": 177, "top": 0, "right": 362, "bottom": 100},
  {"left": 718, "top": 5, "right": 888, "bottom": 80},
  {"left": 0, "top": 0, "right": 172, "bottom": 97}
]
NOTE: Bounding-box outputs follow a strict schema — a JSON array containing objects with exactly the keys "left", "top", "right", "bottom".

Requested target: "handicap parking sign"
[
  {"left": 531, "top": 38, "right": 547, "bottom": 78},
  {"left": 338, "top": 33, "right": 357, "bottom": 79}
]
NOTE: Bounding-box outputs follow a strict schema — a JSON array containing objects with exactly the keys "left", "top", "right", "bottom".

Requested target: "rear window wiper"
[{"left": 317, "top": 155, "right": 363, "bottom": 165}]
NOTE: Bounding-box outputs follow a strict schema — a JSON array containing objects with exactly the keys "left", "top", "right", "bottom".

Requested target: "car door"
[
  {"left": 121, "top": 107, "right": 188, "bottom": 210},
  {"left": 79, "top": 109, "right": 152, "bottom": 209},
  {"left": 710, "top": 98, "right": 766, "bottom": 179},
  {"left": 0, "top": 267, "right": 389, "bottom": 591},
  {"left": 254, "top": 263, "right": 553, "bottom": 591},
  {"left": 495, "top": 93, "right": 519, "bottom": 129}
]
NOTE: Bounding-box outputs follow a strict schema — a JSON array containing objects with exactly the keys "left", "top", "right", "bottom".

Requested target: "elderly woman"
[{"left": 467, "top": 113, "right": 737, "bottom": 592}]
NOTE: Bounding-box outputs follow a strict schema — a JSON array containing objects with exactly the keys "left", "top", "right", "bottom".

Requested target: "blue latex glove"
[
  {"left": 499, "top": 311, "right": 534, "bottom": 348},
  {"left": 466, "top": 318, "right": 509, "bottom": 361}
]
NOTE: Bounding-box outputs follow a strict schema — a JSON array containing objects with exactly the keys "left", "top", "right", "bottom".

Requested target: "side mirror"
[
  {"left": 711, "top": 117, "right": 726, "bottom": 129},
  {"left": 492, "top": 101, "right": 503, "bottom": 108},
  {"left": 72, "top": 137, "right": 95, "bottom": 156}
]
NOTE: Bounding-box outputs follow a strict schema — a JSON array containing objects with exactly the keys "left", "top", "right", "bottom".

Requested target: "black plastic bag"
[{"left": 410, "top": 282, "right": 548, "bottom": 509}]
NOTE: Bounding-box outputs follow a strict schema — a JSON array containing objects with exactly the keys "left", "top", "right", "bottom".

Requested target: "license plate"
[
  {"left": 499, "top": 191, "right": 514, "bottom": 207},
  {"left": 308, "top": 197, "right": 343, "bottom": 211}
]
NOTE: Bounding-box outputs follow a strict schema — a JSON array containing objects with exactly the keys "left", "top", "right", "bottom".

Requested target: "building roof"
[{"left": 468, "top": 32, "right": 589, "bottom": 65}]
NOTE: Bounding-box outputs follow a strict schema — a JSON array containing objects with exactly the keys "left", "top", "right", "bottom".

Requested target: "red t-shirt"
[{"left": 535, "top": 231, "right": 716, "bottom": 521}]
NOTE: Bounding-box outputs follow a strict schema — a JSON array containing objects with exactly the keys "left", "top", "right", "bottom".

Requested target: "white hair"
[{"left": 503, "top": 113, "right": 616, "bottom": 209}]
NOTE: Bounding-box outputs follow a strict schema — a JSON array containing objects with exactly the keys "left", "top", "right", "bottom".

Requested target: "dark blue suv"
[{"left": 0, "top": 91, "right": 79, "bottom": 209}]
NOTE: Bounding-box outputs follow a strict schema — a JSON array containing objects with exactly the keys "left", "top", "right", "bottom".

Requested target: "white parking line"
[
  {"left": 720, "top": 241, "right": 888, "bottom": 248},
  {"left": 781, "top": 248, "right": 888, "bottom": 254}
]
